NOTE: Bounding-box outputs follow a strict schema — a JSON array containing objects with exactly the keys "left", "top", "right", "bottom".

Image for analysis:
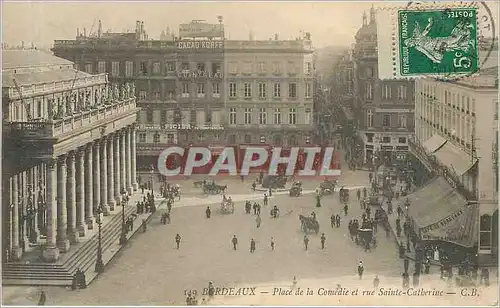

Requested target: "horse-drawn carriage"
[
  {"left": 339, "top": 187, "right": 350, "bottom": 203},
  {"left": 193, "top": 180, "right": 205, "bottom": 188},
  {"left": 262, "top": 175, "right": 287, "bottom": 189},
  {"left": 289, "top": 181, "right": 303, "bottom": 197},
  {"left": 220, "top": 199, "right": 235, "bottom": 214},
  {"left": 319, "top": 179, "right": 337, "bottom": 195},
  {"left": 368, "top": 192, "right": 381, "bottom": 206},
  {"left": 299, "top": 215, "right": 319, "bottom": 234},
  {"left": 358, "top": 228, "right": 375, "bottom": 247},
  {"left": 203, "top": 182, "right": 227, "bottom": 195}
]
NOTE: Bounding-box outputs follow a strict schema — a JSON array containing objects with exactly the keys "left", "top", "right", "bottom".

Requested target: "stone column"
[
  {"left": 85, "top": 144, "right": 95, "bottom": 230},
  {"left": 56, "top": 156, "right": 70, "bottom": 252},
  {"left": 126, "top": 128, "right": 133, "bottom": 194},
  {"left": 42, "top": 158, "right": 59, "bottom": 262},
  {"left": 114, "top": 135, "right": 122, "bottom": 202},
  {"left": 66, "top": 152, "right": 78, "bottom": 243},
  {"left": 6, "top": 177, "right": 13, "bottom": 257},
  {"left": 131, "top": 127, "right": 138, "bottom": 191},
  {"left": 107, "top": 136, "right": 116, "bottom": 211},
  {"left": 100, "top": 137, "right": 110, "bottom": 216},
  {"left": 76, "top": 149, "right": 86, "bottom": 237},
  {"left": 11, "top": 174, "right": 22, "bottom": 260},
  {"left": 93, "top": 142, "right": 101, "bottom": 216},
  {"left": 120, "top": 131, "right": 126, "bottom": 194},
  {"left": 32, "top": 166, "right": 39, "bottom": 242},
  {"left": 21, "top": 171, "right": 29, "bottom": 252}
]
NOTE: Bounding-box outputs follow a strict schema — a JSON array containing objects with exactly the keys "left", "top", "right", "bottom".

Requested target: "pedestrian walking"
[
  {"left": 330, "top": 214, "right": 335, "bottom": 228},
  {"left": 250, "top": 238, "right": 256, "bottom": 253},
  {"left": 270, "top": 237, "right": 275, "bottom": 251},
  {"left": 358, "top": 261, "right": 364, "bottom": 279},
  {"left": 232, "top": 235, "right": 238, "bottom": 250},
  {"left": 373, "top": 275, "right": 380, "bottom": 289},
  {"left": 343, "top": 204, "right": 348, "bottom": 216},
  {"left": 303, "top": 235, "right": 309, "bottom": 250},
  {"left": 404, "top": 256, "right": 410, "bottom": 273},
  {"left": 175, "top": 233, "right": 181, "bottom": 249},
  {"left": 357, "top": 189, "right": 361, "bottom": 201},
  {"left": 37, "top": 290, "right": 46, "bottom": 306},
  {"left": 320, "top": 233, "right": 326, "bottom": 249},
  {"left": 206, "top": 206, "right": 211, "bottom": 218},
  {"left": 336, "top": 214, "right": 341, "bottom": 227},
  {"left": 268, "top": 188, "right": 272, "bottom": 197},
  {"left": 256, "top": 215, "right": 262, "bottom": 228},
  {"left": 264, "top": 194, "right": 268, "bottom": 206}
]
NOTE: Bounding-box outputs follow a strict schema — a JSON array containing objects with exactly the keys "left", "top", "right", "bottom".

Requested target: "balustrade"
[{"left": 10, "top": 97, "right": 136, "bottom": 138}]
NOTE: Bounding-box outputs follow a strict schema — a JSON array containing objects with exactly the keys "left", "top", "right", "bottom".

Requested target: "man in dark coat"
[{"left": 232, "top": 235, "right": 238, "bottom": 250}]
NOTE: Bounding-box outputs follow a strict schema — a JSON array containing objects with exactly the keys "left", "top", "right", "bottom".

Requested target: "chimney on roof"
[
  {"left": 141, "top": 21, "right": 145, "bottom": 39},
  {"left": 98, "top": 20, "right": 103, "bottom": 38},
  {"left": 84, "top": 28, "right": 87, "bottom": 37},
  {"left": 274, "top": 33, "right": 279, "bottom": 41}
]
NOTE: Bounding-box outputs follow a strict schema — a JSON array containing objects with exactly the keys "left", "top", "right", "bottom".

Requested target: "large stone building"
[
  {"left": 224, "top": 35, "right": 315, "bottom": 146},
  {"left": 52, "top": 20, "right": 315, "bottom": 175},
  {"left": 2, "top": 50, "right": 138, "bottom": 262},
  {"left": 412, "top": 62, "right": 498, "bottom": 264},
  {"left": 353, "top": 8, "right": 415, "bottom": 165}
]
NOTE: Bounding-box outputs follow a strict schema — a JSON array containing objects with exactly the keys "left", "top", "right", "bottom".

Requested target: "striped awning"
[{"left": 422, "top": 134, "right": 447, "bottom": 153}]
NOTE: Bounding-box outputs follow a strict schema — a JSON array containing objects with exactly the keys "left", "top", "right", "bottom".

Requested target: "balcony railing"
[{"left": 10, "top": 98, "right": 136, "bottom": 138}]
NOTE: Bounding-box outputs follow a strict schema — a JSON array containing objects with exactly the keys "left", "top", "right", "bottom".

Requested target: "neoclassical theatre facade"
[{"left": 2, "top": 51, "right": 140, "bottom": 262}]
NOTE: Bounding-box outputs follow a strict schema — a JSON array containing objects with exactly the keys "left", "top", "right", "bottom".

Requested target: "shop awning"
[
  {"left": 432, "top": 142, "right": 476, "bottom": 176},
  {"left": 420, "top": 203, "right": 479, "bottom": 247},
  {"left": 407, "top": 177, "right": 476, "bottom": 247},
  {"left": 422, "top": 134, "right": 447, "bottom": 153}
]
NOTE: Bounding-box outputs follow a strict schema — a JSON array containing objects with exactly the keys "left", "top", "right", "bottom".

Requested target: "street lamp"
[
  {"left": 119, "top": 191, "right": 128, "bottom": 245},
  {"left": 150, "top": 165, "right": 154, "bottom": 194},
  {"left": 94, "top": 204, "right": 104, "bottom": 273}
]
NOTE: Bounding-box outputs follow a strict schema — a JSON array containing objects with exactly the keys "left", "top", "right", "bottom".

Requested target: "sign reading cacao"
[{"left": 177, "top": 41, "right": 224, "bottom": 50}]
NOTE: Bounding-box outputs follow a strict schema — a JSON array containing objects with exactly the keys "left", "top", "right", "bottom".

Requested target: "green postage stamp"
[{"left": 377, "top": 4, "right": 480, "bottom": 79}]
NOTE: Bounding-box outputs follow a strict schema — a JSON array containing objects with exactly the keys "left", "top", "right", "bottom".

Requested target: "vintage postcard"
[{"left": 1, "top": 1, "right": 498, "bottom": 306}]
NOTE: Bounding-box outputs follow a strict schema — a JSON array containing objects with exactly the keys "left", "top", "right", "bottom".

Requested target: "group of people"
[{"left": 135, "top": 192, "right": 157, "bottom": 214}]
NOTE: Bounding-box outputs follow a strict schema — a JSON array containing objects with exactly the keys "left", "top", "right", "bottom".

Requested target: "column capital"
[
  {"left": 45, "top": 158, "right": 58, "bottom": 168},
  {"left": 67, "top": 151, "right": 76, "bottom": 161},
  {"left": 77, "top": 147, "right": 86, "bottom": 156},
  {"left": 86, "top": 143, "right": 94, "bottom": 151},
  {"left": 57, "top": 155, "right": 67, "bottom": 164}
]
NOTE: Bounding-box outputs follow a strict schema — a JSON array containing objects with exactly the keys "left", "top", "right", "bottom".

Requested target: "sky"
[
  {"left": 2, "top": 1, "right": 377, "bottom": 48},
  {"left": 3, "top": 1, "right": 498, "bottom": 49}
]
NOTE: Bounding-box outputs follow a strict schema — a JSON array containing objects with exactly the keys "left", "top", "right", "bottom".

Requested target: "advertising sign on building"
[
  {"left": 179, "top": 22, "right": 224, "bottom": 38},
  {"left": 176, "top": 40, "right": 224, "bottom": 50}
]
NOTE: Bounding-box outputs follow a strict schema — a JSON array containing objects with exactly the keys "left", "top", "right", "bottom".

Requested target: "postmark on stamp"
[{"left": 376, "top": 2, "right": 495, "bottom": 79}]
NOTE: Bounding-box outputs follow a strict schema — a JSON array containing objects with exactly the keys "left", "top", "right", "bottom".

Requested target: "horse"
[
  {"left": 299, "top": 215, "right": 319, "bottom": 234},
  {"left": 214, "top": 185, "right": 227, "bottom": 194}
]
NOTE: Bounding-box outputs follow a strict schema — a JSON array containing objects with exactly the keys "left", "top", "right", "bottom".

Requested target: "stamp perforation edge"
[{"left": 376, "top": 2, "right": 482, "bottom": 80}]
